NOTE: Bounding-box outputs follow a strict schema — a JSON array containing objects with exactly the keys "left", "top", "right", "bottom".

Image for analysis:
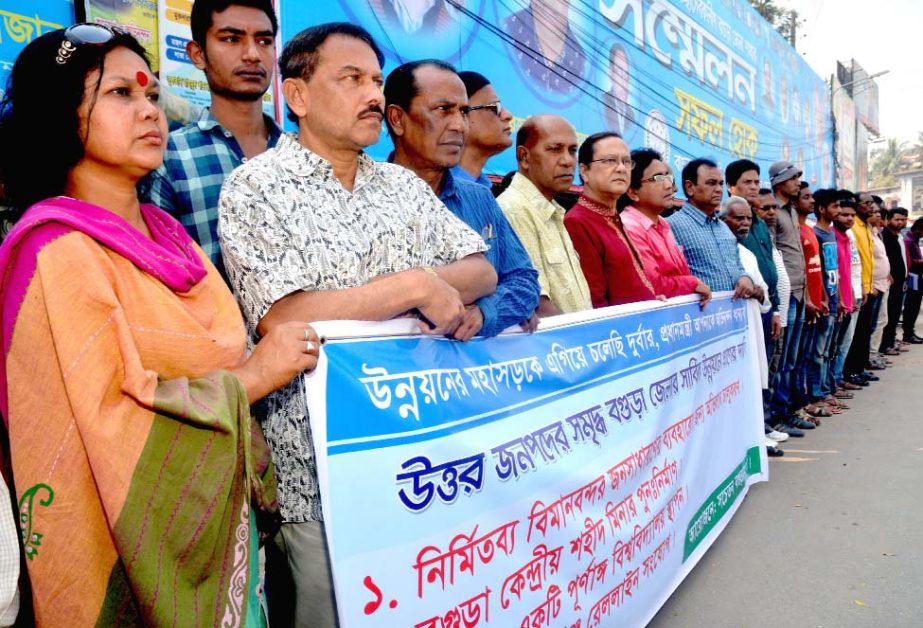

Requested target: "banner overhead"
[
  {"left": 282, "top": 0, "right": 833, "bottom": 187},
  {"left": 304, "top": 295, "right": 768, "bottom": 627}
]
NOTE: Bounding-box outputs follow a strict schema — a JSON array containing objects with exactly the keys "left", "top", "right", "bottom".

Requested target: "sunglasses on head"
[{"left": 56, "top": 23, "right": 122, "bottom": 65}]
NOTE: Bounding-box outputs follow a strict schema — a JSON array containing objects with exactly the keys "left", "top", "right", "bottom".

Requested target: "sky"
[{"left": 784, "top": 0, "right": 923, "bottom": 146}]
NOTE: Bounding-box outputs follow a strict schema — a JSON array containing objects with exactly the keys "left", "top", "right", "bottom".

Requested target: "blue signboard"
[
  {"left": 0, "top": 1, "right": 76, "bottom": 99},
  {"left": 281, "top": 0, "right": 833, "bottom": 188}
]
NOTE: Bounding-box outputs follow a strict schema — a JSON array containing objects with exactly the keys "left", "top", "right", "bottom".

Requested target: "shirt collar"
[
  {"left": 196, "top": 107, "right": 283, "bottom": 141},
  {"left": 510, "top": 173, "right": 563, "bottom": 221},
  {"left": 274, "top": 133, "right": 377, "bottom": 185},
  {"left": 577, "top": 194, "right": 617, "bottom": 218},
  {"left": 439, "top": 167, "right": 458, "bottom": 202},
  {"left": 682, "top": 201, "right": 719, "bottom": 224},
  {"left": 622, "top": 205, "right": 661, "bottom": 231}
]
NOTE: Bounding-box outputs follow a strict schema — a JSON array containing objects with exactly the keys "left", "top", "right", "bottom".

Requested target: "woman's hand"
[{"left": 232, "top": 321, "right": 320, "bottom": 404}]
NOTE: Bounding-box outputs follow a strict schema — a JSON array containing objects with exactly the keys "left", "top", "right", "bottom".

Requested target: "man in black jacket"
[{"left": 879, "top": 207, "right": 908, "bottom": 352}]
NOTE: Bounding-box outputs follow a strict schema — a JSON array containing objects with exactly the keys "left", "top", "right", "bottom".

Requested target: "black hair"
[
  {"left": 458, "top": 70, "right": 490, "bottom": 99},
  {"left": 813, "top": 188, "right": 838, "bottom": 209},
  {"left": 576, "top": 132, "right": 622, "bottom": 185},
  {"left": 516, "top": 125, "right": 533, "bottom": 149},
  {"left": 912, "top": 217, "right": 923, "bottom": 232},
  {"left": 190, "top": 0, "right": 278, "bottom": 48},
  {"left": 758, "top": 187, "right": 773, "bottom": 196},
  {"left": 724, "top": 159, "right": 759, "bottom": 187},
  {"left": 890, "top": 206, "right": 909, "bottom": 217},
  {"left": 681, "top": 158, "right": 718, "bottom": 189},
  {"left": 0, "top": 27, "right": 149, "bottom": 214},
  {"left": 628, "top": 148, "right": 663, "bottom": 190},
  {"left": 871, "top": 194, "right": 883, "bottom": 205},
  {"left": 279, "top": 22, "right": 384, "bottom": 122},
  {"left": 799, "top": 181, "right": 810, "bottom": 190},
  {"left": 838, "top": 189, "right": 857, "bottom": 207},
  {"left": 384, "top": 59, "right": 457, "bottom": 139}
]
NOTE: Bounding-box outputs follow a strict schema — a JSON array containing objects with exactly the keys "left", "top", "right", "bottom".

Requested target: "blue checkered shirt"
[
  {"left": 140, "top": 108, "right": 282, "bottom": 270},
  {"left": 666, "top": 202, "right": 748, "bottom": 292},
  {"left": 439, "top": 169, "right": 540, "bottom": 336}
]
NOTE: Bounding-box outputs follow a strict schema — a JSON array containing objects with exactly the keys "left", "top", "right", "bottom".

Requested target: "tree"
[
  {"left": 869, "top": 138, "right": 905, "bottom": 188},
  {"left": 749, "top": 1, "right": 803, "bottom": 48}
]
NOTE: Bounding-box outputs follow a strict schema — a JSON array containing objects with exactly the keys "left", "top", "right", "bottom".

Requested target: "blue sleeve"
[
  {"left": 141, "top": 164, "right": 179, "bottom": 216},
  {"left": 475, "top": 207, "right": 540, "bottom": 337}
]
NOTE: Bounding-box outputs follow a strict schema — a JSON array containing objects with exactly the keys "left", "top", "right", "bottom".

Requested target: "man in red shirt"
[
  {"left": 794, "top": 183, "right": 831, "bottom": 420},
  {"left": 564, "top": 132, "right": 661, "bottom": 307}
]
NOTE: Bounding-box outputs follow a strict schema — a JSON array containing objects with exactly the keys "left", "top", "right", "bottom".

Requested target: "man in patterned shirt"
[
  {"left": 386, "top": 59, "right": 540, "bottom": 337},
  {"left": 143, "top": 0, "right": 283, "bottom": 273},
  {"left": 218, "top": 23, "right": 497, "bottom": 626}
]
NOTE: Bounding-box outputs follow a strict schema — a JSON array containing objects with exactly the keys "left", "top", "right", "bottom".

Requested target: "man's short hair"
[
  {"left": 681, "top": 158, "right": 718, "bottom": 189},
  {"left": 813, "top": 188, "right": 838, "bottom": 209},
  {"left": 191, "top": 0, "right": 278, "bottom": 48},
  {"left": 628, "top": 148, "right": 662, "bottom": 190},
  {"left": 912, "top": 217, "right": 923, "bottom": 232},
  {"left": 758, "top": 187, "right": 773, "bottom": 196},
  {"left": 838, "top": 189, "right": 857, "bottom": 207},
  {"left": 576, "top": 132, "right": 622, "bottom": 184},
  {"left": 724, "top": 159, "right": 759, "bottom": 187},
  {"left": 720, "top": 195, "right": 749, "bottom": 217},
  {"left": 800, "top": 181, "right": 810, "bottom": 190},
  {"left": 872, "top": 194, "right": 884, "bottom": 206},
  {"left": 280, "top": 22, "right": 384, "bottom": 83},
  {"left": 384, "top": 59, "right": 458, "bottom": 140},
  {"left": 458, "top": 71, "right": 491, "bottom": 99},
  {"left": 890, "top": 206, "right": 909, "bottom": 217}
]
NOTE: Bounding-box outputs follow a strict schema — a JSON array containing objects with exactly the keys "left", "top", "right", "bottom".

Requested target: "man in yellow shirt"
[
  {"left": 844, "top": 192, "right": 879, "bottom": 381},
  {"left": 496, "top": 114, "right": 591, "bottom": 316}
]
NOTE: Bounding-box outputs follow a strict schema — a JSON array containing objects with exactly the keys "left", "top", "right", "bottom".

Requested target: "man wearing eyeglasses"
[
  {"left": 564, "top": 133, "right": 660, "bottom": 307},
  {"left": 497, "top": 115, "right": 592, "bottom": 316},
  {"left": 454, "top": 71, "right": 515, "bottom": 188},
  {"left": 621, "top": 148, "right": 710, "bottom": 304},
  {"left": 386, "top": 60, "right": 540, "bottom": 338}
]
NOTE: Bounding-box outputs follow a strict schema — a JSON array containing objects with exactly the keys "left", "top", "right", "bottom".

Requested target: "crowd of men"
[{"left": 129, "top": 0, "right": 922, "bottom": 624}]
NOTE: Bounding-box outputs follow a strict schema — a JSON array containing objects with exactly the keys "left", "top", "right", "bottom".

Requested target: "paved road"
[{"left": 648, "top": 346, "right": 923, "bottom": 628}]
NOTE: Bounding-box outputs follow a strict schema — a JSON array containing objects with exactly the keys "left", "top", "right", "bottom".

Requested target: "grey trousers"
[{"left": 269, "top": 521, "right": 339, "bottom": 627}]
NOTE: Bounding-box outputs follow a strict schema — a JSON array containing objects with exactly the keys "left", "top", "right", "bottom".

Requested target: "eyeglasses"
[
  {"left": 640, "top": 173, "right": 674, "bottom": 185},
  {"left": 760, "top": 203, "right": 779, "bottom": 211},
  {"left": 590, "top": 156, "right": 634, "bottom": 169},
  {"left": 467, "top": 101, "right": 503, "bottom": 117},
  {"left": 56, "top": 23, "right": 121, "bottom": 65}
]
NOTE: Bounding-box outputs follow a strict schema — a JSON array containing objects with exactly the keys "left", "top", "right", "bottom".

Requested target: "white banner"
[{"left": 304, "top": 295, "right": 767, "bottom": 627}]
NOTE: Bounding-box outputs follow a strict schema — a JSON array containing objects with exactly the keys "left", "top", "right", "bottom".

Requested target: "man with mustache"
[
  {"left": 666, "top": 158, "right": 756, "bottom": 298},
  {"left": 497, "top": 114, "right": 591, "bottom": 315},
  {"left": 386, "top": 60, "right": 539, "bottom": 338},
  {"left": 218, "top": 23, "right": 497, "bottom": 626},
  {"left": 144, "top": 0, "right": 282, "bottom": 274}
]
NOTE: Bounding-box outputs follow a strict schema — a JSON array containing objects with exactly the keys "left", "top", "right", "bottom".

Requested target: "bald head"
[{"left": 515, "top": 115, "right": 578, "bottom": 200}]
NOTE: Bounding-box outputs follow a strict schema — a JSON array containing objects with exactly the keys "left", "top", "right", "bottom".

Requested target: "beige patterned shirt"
[
  {"left": 497, "top": 173, "right": 591, "bottom": 313},
  {"left": 218, "top": 133, "right": 487, "bottom": 521}
]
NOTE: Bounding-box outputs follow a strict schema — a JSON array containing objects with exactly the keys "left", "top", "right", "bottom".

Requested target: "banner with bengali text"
[
  {"left": 282, "top": 0, "right": 834, "bottom": 188},
  {"left": 304, "top": 294, "right": 767, "bottom": 627}
]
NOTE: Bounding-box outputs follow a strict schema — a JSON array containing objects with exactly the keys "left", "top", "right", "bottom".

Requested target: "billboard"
[
  {"left": 0, "top": 1, "right": 75, "bottom": 101},
  {"left": 832, "top": 74, "right": 857, "bottom": 190},
  {"left": 838, "top": 58, "right": 880, "bottom": 137},
  {"left": 280, "top": 0, "right": 834, "bottom": 187}
]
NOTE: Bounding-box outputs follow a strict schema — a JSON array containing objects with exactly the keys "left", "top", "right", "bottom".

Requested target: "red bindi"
[{"left": 136, "top": 71, "right": 149, "bottom": 87}]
